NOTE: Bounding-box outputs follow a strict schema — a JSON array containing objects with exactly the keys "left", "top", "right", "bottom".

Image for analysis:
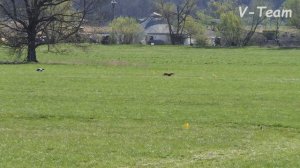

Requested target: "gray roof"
[
  {"left": 145, "top": 24, "right": 169, "bottom": 34},
  {"left": 140, "top": 12, "right": 169, "bottom": 34}
]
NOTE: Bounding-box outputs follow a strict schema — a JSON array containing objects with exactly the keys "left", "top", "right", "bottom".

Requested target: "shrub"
[
  {"left": 218, "top": 12, "right": 242, "bottom": 46},
  {"left": 184, "top": 16, "right": 207, "bottom": 46},
  {"left": 110, "top": 17, "right": 143, "bottom": 44}
]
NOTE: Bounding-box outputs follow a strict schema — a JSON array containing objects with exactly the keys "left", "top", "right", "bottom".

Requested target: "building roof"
[
  {"left": 145, "top": 24, "right": 169, "bottom": 34},
  {"left": 140, "top": 12, "right": 169, "bottom": 34}
]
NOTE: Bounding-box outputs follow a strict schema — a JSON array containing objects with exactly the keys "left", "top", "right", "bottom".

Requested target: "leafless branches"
[
  {"left": 0, "top": 0, "right": 94, "bottom": 62},
  {"left": 155, "top": 0, "right": 197, "bottom": 44}
]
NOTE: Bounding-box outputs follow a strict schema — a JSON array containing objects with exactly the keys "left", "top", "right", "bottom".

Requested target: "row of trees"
[
  {"left": 108, "top": 0, "right": 205, "bottom": 45},
  {"left": 148, "top": 0, "right": 299, "bottom": 46},
  {"left": 0, "top": 0, "right": 299, "bottom": 62},
  {"left": 213, "top": 0, "right": 300, "bottom": 46},
  {"left": 90, "top": 0, "right": 288, "bottom": 21}
]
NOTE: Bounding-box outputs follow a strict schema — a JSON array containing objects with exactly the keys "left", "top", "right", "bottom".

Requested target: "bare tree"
[
  {"left": 0, "top": 0, "right": 93, "bottom": 62},
  {"left": 241, "top": 12, "right": 266, "bottom": 46},
  {"left": 155, "top": 0, "right": 197, "bottom": 45},
  {"left": 241, "top": 0, "right": 273, "bottom": 46}
]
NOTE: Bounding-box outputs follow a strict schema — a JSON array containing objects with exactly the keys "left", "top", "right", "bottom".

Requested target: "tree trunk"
[
  {"left": 242, "top": 17, "right": 266, "bottom": 46},
  {"left": 26, "top": 32, "right": 38, "bottom": 62},
  {"left": 275, "top": 18, "right": 281, "bottom": 46},
  {"left": 242, "top": 31, "right": 255, "bottom": 46},
  {"left": 166, "top": 18, "right": 175, "bottom": 45}
]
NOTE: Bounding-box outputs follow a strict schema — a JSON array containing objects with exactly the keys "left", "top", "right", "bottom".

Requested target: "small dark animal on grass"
[
  {"left": 163, "top": 73, "right": 174, "bottom": 77},
  {"left": 36, "top": 68, "right": 45, "bottom": 72}
]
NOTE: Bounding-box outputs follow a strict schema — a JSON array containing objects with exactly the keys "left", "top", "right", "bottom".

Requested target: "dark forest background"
[{"left": 87, "top": 0, "right": 286, "bottom": 24}]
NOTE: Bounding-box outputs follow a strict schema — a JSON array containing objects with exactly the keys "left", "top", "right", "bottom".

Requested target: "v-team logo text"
[{"left": 239, "top": 6, "right": 293, "bottom": 18}]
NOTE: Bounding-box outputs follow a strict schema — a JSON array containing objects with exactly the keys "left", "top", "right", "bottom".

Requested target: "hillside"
[{"left": 87, "top": 0, "right": 287, "bottom": 24}]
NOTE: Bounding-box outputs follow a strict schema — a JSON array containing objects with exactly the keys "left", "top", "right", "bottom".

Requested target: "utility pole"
[{"left": 111, "top": 0, "right": 117, "bottom": 20}]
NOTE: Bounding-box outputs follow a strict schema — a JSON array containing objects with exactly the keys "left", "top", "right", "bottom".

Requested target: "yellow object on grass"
[{"left": 183, "top": 122, "right": 190, "bottom": 129}]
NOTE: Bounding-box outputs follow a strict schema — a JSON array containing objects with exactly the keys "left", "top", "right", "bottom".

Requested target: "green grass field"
[{"left": 1, "top": 45, "right": 300, "bottom": 167}]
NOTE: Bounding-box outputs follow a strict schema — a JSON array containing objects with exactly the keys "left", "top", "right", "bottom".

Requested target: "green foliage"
[
  {"left": 185, "top": 16, "right": 207, "bottom": 46},
  {"left": 185, "top": 16, "right": 203, "bottom": 36},
  {"left": 109, "top": 17, "right": 143, "bottom": 44},
  {"left": 196, "top": 11, "right": 214, "bottom": 25},
  {"left": 219, "top": 12, "right": 243, "bottom": 46},
  {"left": 285, "top": 0, "right": 300, "bottom": 29},
  {"left": 155, "top": 0, "right": 176, "bottom": 16},
  {"left": 208, "top": 0, "right": 238, "bottom": 18}
]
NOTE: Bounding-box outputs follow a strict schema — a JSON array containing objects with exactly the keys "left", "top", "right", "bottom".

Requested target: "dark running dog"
[{"left": 163, "top": 72, "right": 174, "bottom": 77}]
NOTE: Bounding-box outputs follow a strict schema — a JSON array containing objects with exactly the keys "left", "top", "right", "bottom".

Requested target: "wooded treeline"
[
  {"left": 1, "top": 0, "right": 298, "bottom": 62},
  {"left": 86, "top": 0, "right": 286, "bottom": 24}
]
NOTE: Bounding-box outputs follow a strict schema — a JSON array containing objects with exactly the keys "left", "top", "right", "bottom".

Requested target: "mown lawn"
[{"left": 0, "top": 45, "right": 300, "bottom": 167}]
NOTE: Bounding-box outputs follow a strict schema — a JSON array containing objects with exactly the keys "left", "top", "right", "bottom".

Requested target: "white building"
[{"left": 139, "top": 12, "right": 171, "bottom": 45}]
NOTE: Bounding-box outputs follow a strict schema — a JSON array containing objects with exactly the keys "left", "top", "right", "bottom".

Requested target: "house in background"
[
  {"left": 139, "top": 12, "right": 171, "bottom": 45},
  {"left": 85, "top": 13, "right": 169, "bottom": 45},
  {"left": 88, "top": 12, "right": 209, "bottom": 45},
  {"left": 139, "top": 12, "right": 200, "bottom": 45}
]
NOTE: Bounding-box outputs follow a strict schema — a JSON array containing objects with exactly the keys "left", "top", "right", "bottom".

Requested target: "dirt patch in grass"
[{"left": 101, "top": 60, "right": 148, "bottom": 67}]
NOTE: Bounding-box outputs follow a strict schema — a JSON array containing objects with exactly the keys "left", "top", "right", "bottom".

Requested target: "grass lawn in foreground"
[{"left": 0, "top": 45, "right": 300, "bottom": 167}]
